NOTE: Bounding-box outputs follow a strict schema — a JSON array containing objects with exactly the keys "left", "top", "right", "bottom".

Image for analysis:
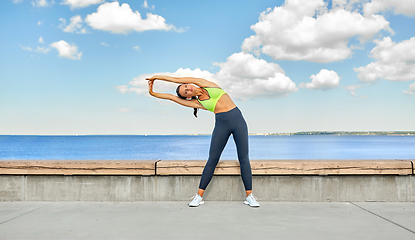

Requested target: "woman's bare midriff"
[{"left": 213, "top": 94, "right": 237, "bottom": 114}]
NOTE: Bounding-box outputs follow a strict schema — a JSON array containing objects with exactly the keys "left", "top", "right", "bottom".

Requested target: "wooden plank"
[
  {"left": 250, "top": 160, "right": 413, "bottom": 175},
  {"left": 156, "top": 160, "right": 413, "bottom": 175},
  {"left": 412, "top": 161, "right": 415, "bottom": 175},
  {"left": 0, "top": 160, "right": 411, "bottom": 176},
  {"left": 156, "top": 160, "right": 241, "bottom": 175},
  {"left": 0, "top": 160, "right": 156, "bottom": 175},
  {"left": 156, "top": 160, "right": 205, "bottom": 175}
]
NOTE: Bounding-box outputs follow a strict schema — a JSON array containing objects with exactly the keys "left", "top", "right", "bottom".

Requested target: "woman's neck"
[{"left": 195, "top": 87, "right": 204, "bottom": 97}]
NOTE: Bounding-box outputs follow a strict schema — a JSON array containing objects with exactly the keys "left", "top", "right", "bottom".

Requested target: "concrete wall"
[{"left": 1, "top": 175, "right": 414, "bottom": 202}]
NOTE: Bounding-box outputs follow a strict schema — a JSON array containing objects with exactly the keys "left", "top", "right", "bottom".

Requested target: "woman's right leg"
[{"left": 198, "top": 120, "right": 231, "bottom": 191}]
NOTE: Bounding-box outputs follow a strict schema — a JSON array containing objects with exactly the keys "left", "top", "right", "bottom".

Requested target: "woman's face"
[{"left": 179, "top": 84, "right": 196, "bottom": 98}]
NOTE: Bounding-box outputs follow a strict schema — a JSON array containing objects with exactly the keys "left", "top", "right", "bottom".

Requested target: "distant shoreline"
[
  {"left": 251, "top": 131, "right": 415, "bottom": 136},
  {"left": 1, "top": 131, "right": 415, "bottom": 136}
]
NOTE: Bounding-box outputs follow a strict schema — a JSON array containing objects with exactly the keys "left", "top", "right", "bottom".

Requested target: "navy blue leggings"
[{"left": 199, "top": 107, "right": 252, "bottom": 191}]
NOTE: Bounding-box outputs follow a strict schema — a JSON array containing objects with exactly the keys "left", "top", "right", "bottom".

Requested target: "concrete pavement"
[{"left": 0, "top": 201, "right": 414, "bottom": 240}]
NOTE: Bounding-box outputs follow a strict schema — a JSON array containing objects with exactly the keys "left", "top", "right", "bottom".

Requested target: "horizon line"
[{"left": 1, "top": 131, "right": 415, "bottom": 136}]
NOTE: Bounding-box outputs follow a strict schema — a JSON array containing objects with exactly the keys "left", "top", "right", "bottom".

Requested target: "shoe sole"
[
  {"left": 244, "top": 201, "right": 260, "bottom": 207},
  {"left": 189, "top": 201, "right": 205, "bottom": 207}
]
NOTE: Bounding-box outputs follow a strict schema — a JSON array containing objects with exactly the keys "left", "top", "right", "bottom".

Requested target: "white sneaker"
[
  {"left": 189, "top": 194, "right": 204, "bottom": 207},
  {"left": 244, "top": 193, "right": 260, "bottom": 207}
]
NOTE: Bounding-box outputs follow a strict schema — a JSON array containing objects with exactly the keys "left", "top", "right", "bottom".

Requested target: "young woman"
[{"left": 146, "top": 75, "right": 259, "bottom": 207}]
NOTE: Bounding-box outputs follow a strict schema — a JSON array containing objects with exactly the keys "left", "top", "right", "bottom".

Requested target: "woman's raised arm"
[
  {"left": 148, "top": 80, "right": 205, "bottom": 109},
  {"left": 146, "top": 75, "right": 218, "bottom": 88}
]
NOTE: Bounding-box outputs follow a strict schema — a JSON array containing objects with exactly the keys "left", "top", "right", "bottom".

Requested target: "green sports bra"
[{"left": 197, "top": 87, "right": 226, "bottom": 112}]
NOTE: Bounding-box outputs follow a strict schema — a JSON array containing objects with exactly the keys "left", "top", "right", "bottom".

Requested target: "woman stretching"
[{"left": 146, "top": 75, "right": 260, "bottom": 207}]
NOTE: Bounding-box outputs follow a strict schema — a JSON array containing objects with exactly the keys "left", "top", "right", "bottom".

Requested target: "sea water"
[{"left": 0, "top": 135, "right": 414, "bottom": 160}]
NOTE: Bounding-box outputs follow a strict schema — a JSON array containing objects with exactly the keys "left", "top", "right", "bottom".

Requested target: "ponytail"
[
  {"left": 192, "top": 96, "right": 198, "bottom": 118},
  {"left": 176, "top": 84, "right": 198, "bottom": 118}
]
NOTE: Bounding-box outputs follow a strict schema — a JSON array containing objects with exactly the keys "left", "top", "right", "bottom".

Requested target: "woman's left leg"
[
  {"left": 231, "top": 113, "right": 252, "bottom": 194},
  {"left": 231, "top": 112, "right": 260, "bottom": 207}
]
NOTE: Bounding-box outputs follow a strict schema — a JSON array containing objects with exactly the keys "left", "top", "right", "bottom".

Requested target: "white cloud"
[
  {"left": 119, "top": 53, "right": 298, "bottom": 100},
  {"left": 38, "top": 37, "right": 44, "bottom": 44},
  {"left": 20, "top": 43, "right": 50, "bottom": 54},
  {"left": 403, "top": 82, "right": 415, "bottom": 95},
  {"left": 62, "top": 0, "right": 104, "bottom": 9},
  {"left": 364, "top": 0, "right": 415, "bottom": 17},
  {"left": 35, "top": 46, "right": 50, "bottom": 53},
  {"left": 241, "top": 0, "right": 392, "bottom": 63},
  {"left": 344, "top": 85, "right": 368, "bottom": 98},
  {"left": 115, "top": 85, "right": 129, "bottom": 94},
  {"left": 344, "top": 85, "right": 361, "bottom": 96},
  {"left": 100, "top": 42, "right": 109, "bottom": 47},
  {"left": 173, "top": 26, "right": 189, "bottom": 33},
  {"left": 12, "top": 0, "right": 23, "bottom": 4},
  {"left": 31, "top": 0, "right": 54, "bottom": 7},
  {"left": 142, "top": 0, "right": 154, "bottom": 10},
  {"left": 114, "top": 108, "right": 131, "bottom": 113},
  {"left": 20, "top": 45, "right": 33, "bottom": 51},
  {"left": 133, "top": 46, "right": 141, "bottom": 51},
  {"left": 85, "top": 2, "right": 178, "bottom": 34},
  {"left": 300, "top": 69, "right": 340, "bottom": 90},
  {"left": 354, "top": 37, "right": 415, "bottom": 82},
  {"left": 213, "top": 52, "right": 284, "bottom": 80},
  {"left": 59, "top": 15, "right": 88, "bottom": 34},
  {"left": 213, "top": 52, "right": 298, "bottom": 99},
  {"left": 50, "top": 40, "right": 82, "bottom": 60},
  {"left": 37, "top": 20, "right": 44, "bottom": 25},
  {"left": 129, "top": 87, "right": 147, "bottom": 95}
]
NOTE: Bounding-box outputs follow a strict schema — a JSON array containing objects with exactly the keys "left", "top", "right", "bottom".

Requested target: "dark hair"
[{"left": 176, "top": 84, "right": 198, "bottom": 118}]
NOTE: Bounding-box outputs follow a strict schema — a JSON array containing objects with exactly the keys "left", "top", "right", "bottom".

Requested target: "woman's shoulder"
[
  {"left": 204, "top": 86, "right": 225, "bottom": 92},
  {"left": 194, "top": 78, "right": 220, "bottom": 88},
  {"left": 202, "top": 84, "right": 221, "bottom": 89}
]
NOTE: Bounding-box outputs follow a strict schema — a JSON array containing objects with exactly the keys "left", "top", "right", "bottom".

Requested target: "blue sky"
[{"left": 1, "top": 0, "right": 414, "bottom": 135}]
